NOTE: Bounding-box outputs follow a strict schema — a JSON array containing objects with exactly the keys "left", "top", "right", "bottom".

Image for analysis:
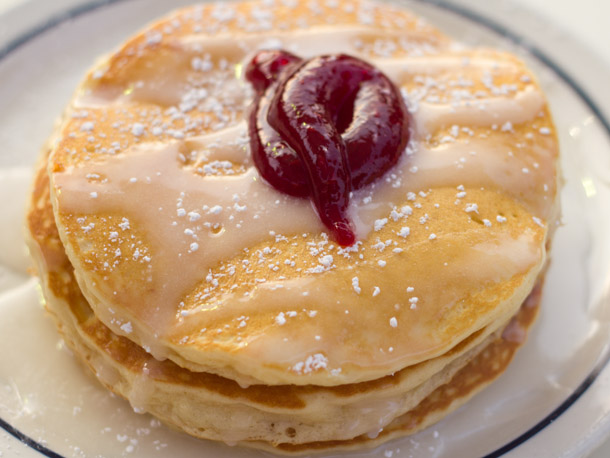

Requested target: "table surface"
[{"left": 0, "top": 0, "right": 608, "bottom": 456}]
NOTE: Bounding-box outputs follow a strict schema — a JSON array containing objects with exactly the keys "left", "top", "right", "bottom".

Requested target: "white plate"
[{"left": 1, "top": 1, "right": 610, "bottom": 457}]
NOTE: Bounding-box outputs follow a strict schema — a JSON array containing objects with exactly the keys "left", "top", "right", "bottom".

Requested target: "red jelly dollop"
[{"left": 246, "top": 50, "right": 410, "bottom": 246}]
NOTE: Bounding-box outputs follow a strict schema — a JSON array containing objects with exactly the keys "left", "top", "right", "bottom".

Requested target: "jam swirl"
[{"left": 246, "top": 50, "right": 410, "bottom": 246}]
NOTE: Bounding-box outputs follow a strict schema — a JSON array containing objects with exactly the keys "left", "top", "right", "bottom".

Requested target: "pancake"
[
  {"left": 45, "top": 0, "right": 558, "bottom": 388},
  {"left": 26, "top": 0, "right": 560, "bottom": 453}
]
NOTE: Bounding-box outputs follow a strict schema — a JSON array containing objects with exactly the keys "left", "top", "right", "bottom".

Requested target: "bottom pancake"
[{"left": 27, "top": 154, "right": 543, "bottom": 454}]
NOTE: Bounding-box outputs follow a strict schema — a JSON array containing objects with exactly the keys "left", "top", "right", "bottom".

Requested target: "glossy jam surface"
[{"left": 246, "top": 50, "right": 410, "bottom": 246}]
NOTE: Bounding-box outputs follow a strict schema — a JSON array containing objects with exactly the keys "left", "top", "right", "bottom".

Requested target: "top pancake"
[{"left": 47, "top": 0, "right": 559, "bottom": 386}]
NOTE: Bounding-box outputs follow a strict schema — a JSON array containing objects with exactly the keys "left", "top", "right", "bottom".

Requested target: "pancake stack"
[{"left": 26, "top": 0, "right": 560, "bottom": 454}]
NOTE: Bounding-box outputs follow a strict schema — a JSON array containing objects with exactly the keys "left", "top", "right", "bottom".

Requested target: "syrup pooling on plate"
[{"left": 246, "top": 50, "right": 410, "bottom": 246}]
